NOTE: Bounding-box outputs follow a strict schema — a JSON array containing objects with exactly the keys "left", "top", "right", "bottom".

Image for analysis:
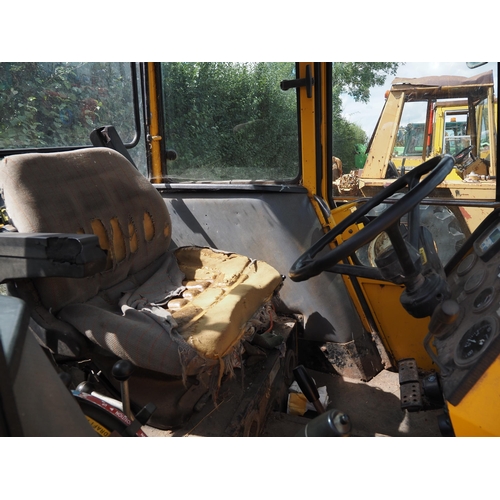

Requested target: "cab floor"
[
  {"left": 144, "top": 368, "right": 444, "bottom": 437},
  {"left": 261, "top": 368, "right": 444, "bottom": 437}
]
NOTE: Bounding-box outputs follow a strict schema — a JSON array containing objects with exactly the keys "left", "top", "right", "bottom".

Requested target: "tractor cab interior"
[{"left": 0, "top": 62, "right": 499, "bottom": 441}]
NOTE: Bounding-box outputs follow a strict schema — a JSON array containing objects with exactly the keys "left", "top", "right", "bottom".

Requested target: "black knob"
[
  {"left": 112, "top": 359, "right": 135, "bottom": 381},
  {"left": 166, "top": 149, "right": 178, "bottom": 161},
  {"left": 428, "top": 300, "right": 460, "bottom": 336}
]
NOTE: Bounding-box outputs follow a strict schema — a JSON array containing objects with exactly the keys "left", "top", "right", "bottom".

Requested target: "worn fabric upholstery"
[
  {"left": 0, "top": 148, "right": 283, "bottom": 380},
  {"left": 1, "top": 148, "right": 172, "bottom": 310}
]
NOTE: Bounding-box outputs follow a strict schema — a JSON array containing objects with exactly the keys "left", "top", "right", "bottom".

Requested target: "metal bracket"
[
  {"left": 280, "top": 64, "right": 314, "bottom": 98},
  {"left": 398, "top": 358, "right": 423, "bottom": 411}
]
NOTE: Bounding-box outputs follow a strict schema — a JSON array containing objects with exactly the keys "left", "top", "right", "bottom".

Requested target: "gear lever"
[
  {"left": 112, "top": 359, "right": 135, "bottom": 420},
  {"left": 293, "top": 364, "right": 326, "bottom": 414}
]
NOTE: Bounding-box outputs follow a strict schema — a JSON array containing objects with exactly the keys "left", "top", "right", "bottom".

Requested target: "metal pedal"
[{"left": 398, "top": 358, "right": 423, "bottom": 411}]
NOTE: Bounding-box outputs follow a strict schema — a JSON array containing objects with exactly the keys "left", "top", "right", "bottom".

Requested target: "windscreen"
[{"left": 160, "top": 62, "right": 299, "bottom": 182}]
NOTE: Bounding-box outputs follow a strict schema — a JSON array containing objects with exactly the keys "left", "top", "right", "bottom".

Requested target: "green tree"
[
  {"left": 333, "top": 62, "right": 400, "bottom": 103},
  {"left": 333, "top": 117, "right": 368, "bottom": 172},
  {"left": 0, "top": 62, "right": 136, "bottom": 150},
  {"left": 1, "top": 62, "right": 402, "bottom": 180},
  {"left": 161, "top": 62, "right": 299, "bottom": 180}
]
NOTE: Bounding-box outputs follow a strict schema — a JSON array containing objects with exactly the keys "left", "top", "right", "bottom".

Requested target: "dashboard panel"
[{"left": 430, "top": 211, "right": 500, "bottom": 406}]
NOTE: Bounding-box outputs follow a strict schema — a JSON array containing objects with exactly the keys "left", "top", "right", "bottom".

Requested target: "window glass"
[
  {"left": 161, "top": 62, "right": 299, "bottom": 181},
  {"left": 398, "top": 102, "right": 428, "bottom": 157},
  {"left": 0, "top": 62, "right": 138, "bottom": 150},
  {"left": 443, "top": 111, "right": 469, "bottom": 156},
  {"left": 477, "top": 98, "right": 493, "bottom": 160}
]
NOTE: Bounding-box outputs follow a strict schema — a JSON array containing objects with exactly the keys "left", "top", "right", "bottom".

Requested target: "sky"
[{"left": 341, "top": 62, "right": 498, "bottom": 138}]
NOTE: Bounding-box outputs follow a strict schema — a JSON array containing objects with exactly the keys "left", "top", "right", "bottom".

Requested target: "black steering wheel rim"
[{"left": 289, "top": 154, "right": 455, "bottom": 282}]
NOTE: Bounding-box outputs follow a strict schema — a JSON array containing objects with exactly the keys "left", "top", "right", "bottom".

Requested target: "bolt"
[{"left": 339, "top": 414, "right": 350, "bottom": 425}]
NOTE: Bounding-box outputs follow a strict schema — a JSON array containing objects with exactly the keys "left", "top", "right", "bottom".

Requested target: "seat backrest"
[{"left": 0, "top": 148, "right": 172, "bottom": 312}]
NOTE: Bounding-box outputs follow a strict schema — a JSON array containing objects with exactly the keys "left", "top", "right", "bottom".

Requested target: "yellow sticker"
[
  {"left": 85, "top": 416, "right": 111, "bottom": 437},
  {"left": 419, "top": 247, "right": 427, "bottom": 265}
]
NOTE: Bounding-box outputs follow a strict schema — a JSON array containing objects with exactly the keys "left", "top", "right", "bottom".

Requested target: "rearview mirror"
[{"left": 466, "top": 62, "right": 487, "bottom": 69}]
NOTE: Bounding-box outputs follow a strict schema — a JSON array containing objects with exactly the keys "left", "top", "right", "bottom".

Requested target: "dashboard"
[{"left": 429, "top": 210, "right": 500, "bottom": 406}]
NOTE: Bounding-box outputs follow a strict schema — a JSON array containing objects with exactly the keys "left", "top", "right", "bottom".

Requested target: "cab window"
[
  {"left": 0, "top": 62, "right": 141, "bottom": 162},
  {"left": 160, "top": 62, "right": 299, "bottom": 182},
  {"left": 443, "top": 111, "right": 469, "bottom": 156}
]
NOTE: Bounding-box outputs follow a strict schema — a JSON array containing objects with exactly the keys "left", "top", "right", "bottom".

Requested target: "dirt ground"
[{"left": 261, "top": 368, "right": 443, "bottom": 437}]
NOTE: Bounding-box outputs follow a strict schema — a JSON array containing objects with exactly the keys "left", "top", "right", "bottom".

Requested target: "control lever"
[
  {"left": 293, "top": 365, "right": 326, "bottom": 414},
  {"left": 296, "top": 409, "right": 352, "bottom": 437},
  {"left": 112, "top": 360, "right": 135, "bottom": 420}
]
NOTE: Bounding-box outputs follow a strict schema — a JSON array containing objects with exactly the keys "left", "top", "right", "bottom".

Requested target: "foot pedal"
[{"left": 398, "top": 358, "right": 423, "bottom": 412}]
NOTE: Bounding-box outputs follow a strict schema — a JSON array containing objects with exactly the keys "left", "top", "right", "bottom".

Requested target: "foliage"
[
  {"left": 333, "top": 62, "right": 400, "bottom": 103},
  {"left": 161, "top": 62, "right": 299, "bottom": 180},
  {"left": 1, "top": 61, "right": 402, "bottom": 180},
  {"left": 0, "top": 62, "right": 136, "bottom": 150},
  {"left": 333, "top": 116, "right": 368, "bottom": 172}
]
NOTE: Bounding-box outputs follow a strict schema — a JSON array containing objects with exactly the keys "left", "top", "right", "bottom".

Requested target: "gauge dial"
[
  {"left": 473, "top": 287, "right": 495, "bottom": 311},
  {"left": 456, "top": 253, "right": 477, "bottom": 276},
  {"left": 455, "top": 318, "right": 497, "bottom": 367},
  {"left": 464, "top": 270, "right": 486, "bottom": 294}
]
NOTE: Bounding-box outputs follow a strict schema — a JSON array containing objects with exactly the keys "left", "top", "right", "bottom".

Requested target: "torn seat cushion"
[
  {"left": 58, "top": 246, "right": 283, "bottom": 377},
  {"left": 0, "top": 149, "right": 283, "bottom": 379}
]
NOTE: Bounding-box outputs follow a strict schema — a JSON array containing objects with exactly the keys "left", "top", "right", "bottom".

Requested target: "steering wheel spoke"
[{"left": 290, "top": 155, "right": 456, "bottom": 318}]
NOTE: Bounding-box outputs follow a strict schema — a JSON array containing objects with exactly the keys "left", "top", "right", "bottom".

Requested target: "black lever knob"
[
  {"left": 112, "top": 359, "right": 134, "bottom": 381},
  {"left": 112, "top": 359, "right": 135, "bottom": 420}
]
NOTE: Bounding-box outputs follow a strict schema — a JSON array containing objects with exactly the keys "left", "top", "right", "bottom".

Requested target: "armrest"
[{"left": 0, "top": 233, "right": 107, "bottom": 281}]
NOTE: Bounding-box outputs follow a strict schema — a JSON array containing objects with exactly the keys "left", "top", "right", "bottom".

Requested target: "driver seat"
[{"left": 0, "top": 148, "right": 284, "bottom": 428}]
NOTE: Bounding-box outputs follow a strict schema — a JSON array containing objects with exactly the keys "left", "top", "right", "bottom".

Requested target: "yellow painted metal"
[
  {"left": 359, "top": 177, "right": 495, "bottom": 233},
  {"left": 298, "top": 62, "right": 318, "bottom": 198},
  {"left": 318, "top": 66, "right": 331, "bottom": 203},
  {"left": 433, "top": 102, "right": 467, "bottom": 157},
  {"left": 360, "top": 73, "right": 497, "bottom": 232},
  {"left": 357, "top": 279, "right": 434, "bottom": 369},
  {"left": 329, "top": 202, "right": 373, "bottom": 332},
  {"left": 487, "top": 87, "right": 497, "bottom": 176},
  {"left": 448, "top": 358, "right": 500, "bottom": 436},
  {"left": 329, "top": 202, "right": 433, "bottom": 367},
  {"left": 330, "top": 199, "right": 448, "bottom": 368},
  {"left": 362, "top": 91, "right": 405, "bottom": 179},
  {"left": 85, "top": 416, "right": 111, "bottom": 437},
  {"left": 297, "top": 62, "right": 336, "bottom": 232},
  {"left": 432, "top": 103, "right": 446, "bottom": 157},
  {"left": 147, "top": 63, "right": 163, "bottom": 183}
]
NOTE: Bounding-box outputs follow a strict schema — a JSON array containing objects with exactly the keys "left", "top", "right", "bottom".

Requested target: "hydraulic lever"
[
  {"left": 112, "top": 359, "right": 135, "bottom": 420},
  {"left": 293, "top": 365, "right": 325, "bottom": 414}
]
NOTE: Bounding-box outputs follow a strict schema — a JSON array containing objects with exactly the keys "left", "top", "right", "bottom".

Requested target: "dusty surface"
[
  {"left": 261, "top": 368, "right": 443, "bottom": 437},
  {"left": 143, "top": 367, "right": 443, "bottom": 437}
]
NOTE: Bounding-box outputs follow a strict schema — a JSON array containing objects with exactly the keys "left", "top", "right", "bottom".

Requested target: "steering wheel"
[{"left": 289, "top": 154, "right": 455, "bottom": 282}]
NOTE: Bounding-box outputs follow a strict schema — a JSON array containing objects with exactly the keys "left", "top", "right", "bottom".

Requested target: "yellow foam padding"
[
  {"left": 110, "top": 217, "right": 126, "bottom": 263},
  {"left": 143, "top": 211, "right": 155, "bottom": 241},
  {"left": 288, "top": 393, "right": 308, "bottom": 416},
  {"left": 90, "top": 218, "right": 113, "bottom": 270},
  {"left": 173, "top": 247, "right": 283, "bottom": 360},
  {"left": 128, "top": 220, "right": 138, "bottom": 254}
]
